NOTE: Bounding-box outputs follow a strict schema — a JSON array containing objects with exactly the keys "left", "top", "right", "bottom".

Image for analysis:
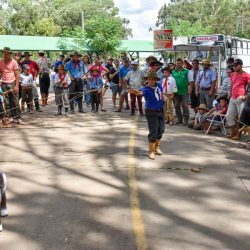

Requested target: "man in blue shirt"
[
  {"left": 65, "top": 51, "right": 87, "bottom": 113},
  {"left": 196, "top": 59, "right": 217, "bottom": 110},
  {"left": 115, "top": 57, "right": 131, "bottom": 112}
]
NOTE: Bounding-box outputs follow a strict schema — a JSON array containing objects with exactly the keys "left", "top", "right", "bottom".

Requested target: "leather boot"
[
  {"left": 227, "top": 126, "right": 236, "bottom": 138},
  {"left": 2, "top": 117, "right": 10, "bottom": 128},
  {"left": 45, "top": 95, "right": 48, "bottom": 105},
  {"left": 41, "top": 94, "right": 46, "bottom": 106},
  {"left": 155, "top": 139, "right": 163, "bottom": 156},
  {"left": 34, "top": 99, "right": 42, "bottom": 112},
  {"left": 78, "top": 101, "right": 85, "bottom": 113},
  {"left": 148, "top": 142, "right": 156, "bottom": 160},
  {"left": 21, "top": 101, "right": 25, "bottom": 112},
  {"left": 57, "top": 105, "right": 62, "bottom": 115}
]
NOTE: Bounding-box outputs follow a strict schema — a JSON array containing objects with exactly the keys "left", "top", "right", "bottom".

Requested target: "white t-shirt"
[
  {"left": 162, "top": 76, "right": 177, "bottom": 94},
  {"left": 20, "top": 73, "right": 33, "bottom": 87},
  {"left": 125, "top": 69, "right": 145, "bottom": 90}
]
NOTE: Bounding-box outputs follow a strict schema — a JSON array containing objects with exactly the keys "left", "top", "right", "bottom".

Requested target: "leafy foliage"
[
  {"left": 0, "top": 0, "right": 131, "bottom": 55},
  {"left": 156, "top": 0, "right": 250, "bottom": 39}
]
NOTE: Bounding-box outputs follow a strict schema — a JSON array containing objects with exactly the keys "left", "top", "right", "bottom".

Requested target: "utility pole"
[{"left": 81, "top": 10, "right": 84, "bottom": 31}]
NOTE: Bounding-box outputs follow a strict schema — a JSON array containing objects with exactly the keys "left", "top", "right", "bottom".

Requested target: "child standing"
[
  {"left": 128, "top": 70, "right": 165, "bottom": 160},
  {"left": 161, "top": 66, "right": 177, "bottom": 125},
  {"left": 20, "top": 65, "right": 34, "bottom": 113},
  {"left": 89, "top": 67, "right": 103, "bottom": 113},
  {"left": 53, "top": 65, "right": 71, "bottom": 116}
]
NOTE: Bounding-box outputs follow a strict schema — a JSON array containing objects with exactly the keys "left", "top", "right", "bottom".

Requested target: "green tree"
[{"left": 156, "top": 0, "right": 250, "bottom": 38}]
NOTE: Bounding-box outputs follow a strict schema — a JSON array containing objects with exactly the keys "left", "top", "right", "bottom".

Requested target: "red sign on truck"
[{"left": 154, "top": 29, "right": 173, "bottom": 50}]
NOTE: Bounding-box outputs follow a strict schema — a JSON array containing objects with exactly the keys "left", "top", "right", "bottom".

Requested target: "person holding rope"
[
  {"left": 53, "top": 64, "right": 71, "bottom": 116},
  {"left": 65, "top": 51, "right": 87, "bottom": 113},
  {"left": 128, "top": 70, "right": 165, "bottom": 160},
  {"left": 0, "top": 47, "right": 23, "bottom": 125},
  {"left": 226, "top": 59, "right": 250, "bottom": 140}
]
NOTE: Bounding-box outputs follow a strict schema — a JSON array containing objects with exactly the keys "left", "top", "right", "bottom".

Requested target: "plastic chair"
[{"left": 205, "top": 112, "right": 227, "bottom": 135}]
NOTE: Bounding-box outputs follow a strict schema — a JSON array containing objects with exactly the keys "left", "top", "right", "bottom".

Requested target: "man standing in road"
[
  {"left": 115, "top": 57, "right": 131, "bottom": 112},
  {"left": 188, "top": 59, "right": 201, "bottom": 114},
  {"left": 172, "top": 58, "right": 190, "bottom": 125},
  {"left": 124, "top": 61, "right": 145, "bottom": 115},
  {"left": 109, "top": 59, "right": 121, "bottom": 109},
  {"left": 0, "top": 47, "right": 23, "bottom": 124},
  {"left": 65, "top": 51, "right": 87, "bottom": 113},
  {"left": 196, "top": 59, "right": 217, "bottom": 110},
  {"left": 37, "top": 50, "right": 50, "bottom": 106},
  {"left": 226, "top": 59, "right": 250, "bottom": 139}
]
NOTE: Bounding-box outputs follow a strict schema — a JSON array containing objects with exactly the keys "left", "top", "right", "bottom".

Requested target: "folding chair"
[{"left": 205, "top": 112, "right": 227, "bottom": 135}]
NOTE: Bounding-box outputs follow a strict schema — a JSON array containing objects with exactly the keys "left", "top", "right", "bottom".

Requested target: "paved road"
[{"left": 0, "top": 94, "right": 250, "bottom": 250}]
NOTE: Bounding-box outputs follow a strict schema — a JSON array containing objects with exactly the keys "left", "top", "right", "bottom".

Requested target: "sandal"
[{"left": 236, "top": 143, "right": 247, "bottom": 148}]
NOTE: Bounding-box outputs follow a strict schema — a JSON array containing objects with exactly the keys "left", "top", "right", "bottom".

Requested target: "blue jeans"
[
  {"left": 83, "top": 80, "right": 90, "bottom": 105},
  {"left": 200, "top": 90, "right": 215, "bottom": 110}
]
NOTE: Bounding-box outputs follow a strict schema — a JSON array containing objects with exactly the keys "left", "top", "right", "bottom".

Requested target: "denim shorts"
[{"left": 111, "top": 84, "right": 121, "bottom": 95}]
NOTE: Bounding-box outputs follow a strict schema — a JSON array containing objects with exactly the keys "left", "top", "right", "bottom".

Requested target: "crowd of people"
[
  {"left": 0, "top": 47, "right": 250, "bottom": 231},
  {"left": 0, "top": 47, "right": 250, "bottom": 157}
]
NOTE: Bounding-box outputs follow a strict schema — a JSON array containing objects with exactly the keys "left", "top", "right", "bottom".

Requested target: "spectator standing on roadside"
[
  {"left": 36, "top": 50, "right": 50, "bottom": 106},
  {"left": 65, "top": 51, "right": 86, "bottom": 113},
  {"left": 109, "top": 59, "right": 121, "bottom": 109},
  {"left": 82, "top": 55, "right": 91, "bottom": 108},
  {"left": 226, "top": 59, "right": 250, "bottom": 139},
  {"left": 124, "top": 61, "right": 145, "bottom": 116},
  {"left": 115, "top": 57, "right": 131, "bottom": 112},
  {"left": 0, "top": 47, "right": 23, "bottom": 124},
  {"left": 188, "top": 59, "right": 201, "bottom": 114},
  {"left": 172, "top": 58, "right": 190, "bottom": 125},
  {"left": 196, "top": 59, "right": 217, "bottom": 110}
]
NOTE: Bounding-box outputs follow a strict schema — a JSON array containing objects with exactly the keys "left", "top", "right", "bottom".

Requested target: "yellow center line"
[{"left": 128, "top": 118, "right": 148, "bottom": 250}]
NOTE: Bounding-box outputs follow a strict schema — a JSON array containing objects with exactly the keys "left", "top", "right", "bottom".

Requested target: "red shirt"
[
  {"left": 231, "top": 71, "right": 250, "bottom": 99},
  {"left": 21, "top": 60, "right": 39, "bottom": 79}
]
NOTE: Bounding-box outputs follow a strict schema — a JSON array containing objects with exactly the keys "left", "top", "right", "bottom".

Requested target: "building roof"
[{"left": 0, "top": 35, "right": 155, "bottom": 52}]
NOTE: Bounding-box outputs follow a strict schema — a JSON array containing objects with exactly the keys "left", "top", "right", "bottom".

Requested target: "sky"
[{"left": 114, "top": 0, "right": 168, "bottom": 41}]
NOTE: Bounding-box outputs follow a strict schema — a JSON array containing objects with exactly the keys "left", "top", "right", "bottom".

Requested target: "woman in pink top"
[
  {"left": 226, "top": 59, "right": 250, "bottom": 139},
  {"left": 0, "top": 47, "right": 23, "bottom": 124}
]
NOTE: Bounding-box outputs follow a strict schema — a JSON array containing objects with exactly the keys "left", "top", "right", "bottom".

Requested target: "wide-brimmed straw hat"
[
  {"left": 198, "top": 103, "right": 207, "bottom": 111},
  {"left": 38, "top": 50, "right": 45, "bottom": 55},
  {"left": 70, "top": 50, "right": 82, "bottom": 57},
  {"left": 201, "top": 59, "right": 212, "bottom": 65},
  {"left": 150, "top": 60, "right": 163, "bottom": 67},
  {"left": 145, "top": 70, "right": 160, "bottom": 80},
  {"left": 22, "top": 51, "right": 32, "bottom": 57},
  {"left": 1, "top": 47, "right": 13, "bottom": 54}
]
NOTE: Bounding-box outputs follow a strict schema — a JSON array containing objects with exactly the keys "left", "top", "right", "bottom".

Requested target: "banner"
[{"left": 154, "top": 29, "right": 173, "bottom": 50}]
